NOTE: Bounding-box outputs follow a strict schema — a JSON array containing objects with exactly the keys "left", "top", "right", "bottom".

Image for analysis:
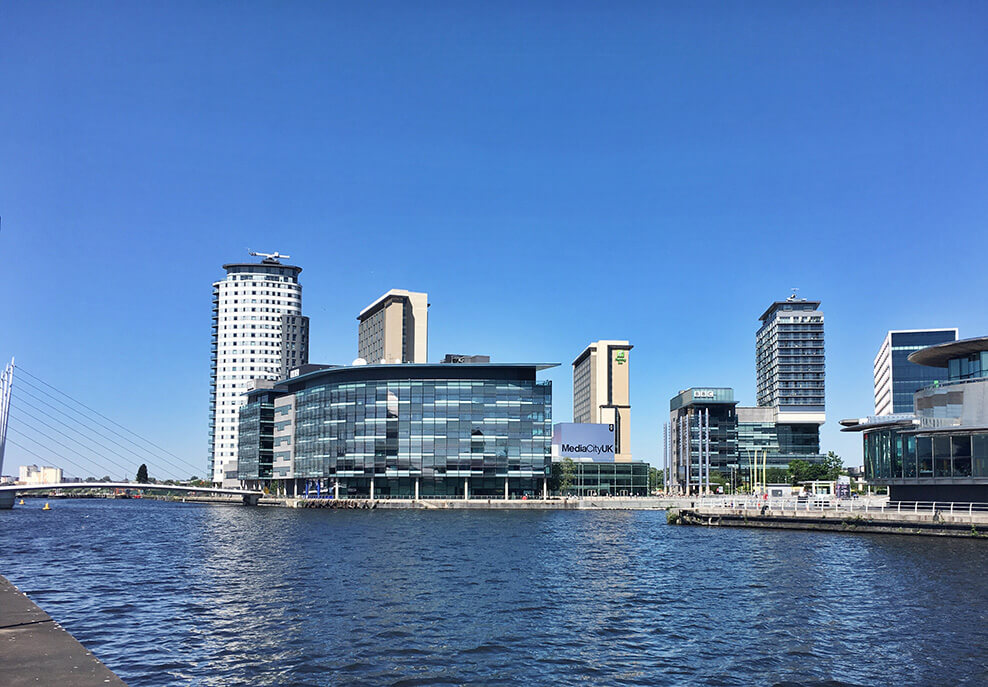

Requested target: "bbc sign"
[{"left": 551, "top": 423, "right": 615, "bottom": 462}]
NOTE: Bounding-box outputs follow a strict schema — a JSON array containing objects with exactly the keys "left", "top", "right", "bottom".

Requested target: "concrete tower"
[
  {"left": 357, "top": 289, "right": 428, "bottom": 364},
  {"left": 572, "top": 340, "right": 633, "bottom": 462}
]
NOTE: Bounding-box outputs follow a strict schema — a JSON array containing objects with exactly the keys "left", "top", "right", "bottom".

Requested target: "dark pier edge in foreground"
[
  {"left": 0, "top": 575, "right": 127, "bottom": 687},
  {"left": 671, "top": 508, "right": 988, "bottom": 538}
]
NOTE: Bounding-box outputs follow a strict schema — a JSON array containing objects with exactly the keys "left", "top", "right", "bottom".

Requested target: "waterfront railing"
[{"left": 701, "top": 496, "right": 988, "bottom": 516}]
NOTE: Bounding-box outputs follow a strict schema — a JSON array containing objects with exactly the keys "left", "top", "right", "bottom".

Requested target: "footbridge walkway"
[{"left": 0, "top": 482, "right": 263, "bottom": 509}]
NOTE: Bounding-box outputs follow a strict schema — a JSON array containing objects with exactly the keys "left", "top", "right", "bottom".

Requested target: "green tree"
[
  {"left": 765, "top": 467, "right": 789, "bottom": 484},
  {"left": 698, "top": 470, "right": 729, "bottom": 493},
  {"left": 648, "top": 467, "right": 664, "bottom": 491},
  {"left": 788, "top": 459, "right": 815, "bottom": 485},
  {"left": 823, "top": 451, "right": 844, "bottom": 480},
  {"left": 559, "top": 457, "right": 576, "bottom": 494},
  {"left": 136, "top": 464, "right": 149, "bottom": 484}
]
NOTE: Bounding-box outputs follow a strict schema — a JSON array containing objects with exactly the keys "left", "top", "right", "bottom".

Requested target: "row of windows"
[
  {"left": 865, "top": 430, "right": 988, "bottom": 480},
  {"left": 217, "top": 315, "right": 298, "bottom": 324},
  {"left": 239, "top": 378, "right": 552, "bottom": 480}
]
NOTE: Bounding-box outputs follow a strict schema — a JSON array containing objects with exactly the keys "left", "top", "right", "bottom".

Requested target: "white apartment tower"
[
  {"left": 357, "top": 289, "right": 429, "bottom": 364},
  {"left": 209, "top": 252, "right": 308, "bottom": 486}
]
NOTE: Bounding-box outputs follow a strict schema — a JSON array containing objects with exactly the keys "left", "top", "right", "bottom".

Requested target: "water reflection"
[{"left": 1, "top": 500, "right": 986, "bottom": 686}]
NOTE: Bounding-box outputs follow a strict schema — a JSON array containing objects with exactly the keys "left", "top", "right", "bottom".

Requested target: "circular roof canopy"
[{"left": 907, "top": 336, "right": 988, "bottom": 368}]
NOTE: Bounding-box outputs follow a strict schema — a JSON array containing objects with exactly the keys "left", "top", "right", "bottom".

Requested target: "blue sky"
[{"left": 2, "top": 2, "right": 987, "bottom": 479}]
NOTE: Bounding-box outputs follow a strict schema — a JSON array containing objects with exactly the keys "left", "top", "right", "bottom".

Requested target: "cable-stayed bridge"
[{"left": 0, "top": 359, "right": 261, "bottom": 509}]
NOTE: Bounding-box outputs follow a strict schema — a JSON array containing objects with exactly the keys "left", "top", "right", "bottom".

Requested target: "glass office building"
[
  {"left": 238, "top": 363, "right": 555, "bottom": 498},
  {"left": 737, "top": 407, "right": 822, "bottom": 470},
  {"left": 844, "top": 336, "right": 988, "bottom": 501},
  {"left": 873, "top": 329, "right": 957, "bottom": 415},
  {"left": 669, "top": 388, "right": 738, "bottom": 493},
  {"left": 663, "top": 388, "right": 826, "bottom": 494},
  {"left": 565, "top": 462, "right": 649, "bottom": 496}
]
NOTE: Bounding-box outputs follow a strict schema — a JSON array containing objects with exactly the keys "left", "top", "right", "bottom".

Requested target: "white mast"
[{"left": 0, "top": 358, "right": 14, "bottom": 477}]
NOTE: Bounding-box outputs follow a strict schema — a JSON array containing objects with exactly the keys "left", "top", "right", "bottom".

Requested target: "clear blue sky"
[{"left": 2, "top": 2, "right": 987, "bottom": 479}]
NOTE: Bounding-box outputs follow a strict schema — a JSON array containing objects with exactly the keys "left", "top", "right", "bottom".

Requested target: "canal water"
[{"left": 1, "top": 499, "right": 986, "bottom": 686}]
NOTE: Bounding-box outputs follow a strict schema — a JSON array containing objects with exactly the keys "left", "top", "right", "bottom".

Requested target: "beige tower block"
[
  {"left": 572, "top": 340, "right": 633, "bottom": 462},
  {"left": 357, "top": 289, "right": 429, "bottom": 364}
]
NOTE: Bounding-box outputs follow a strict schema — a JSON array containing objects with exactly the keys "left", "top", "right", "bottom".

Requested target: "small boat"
[{"left": 42, "top": 502, "right": 51, "bottom": 511}]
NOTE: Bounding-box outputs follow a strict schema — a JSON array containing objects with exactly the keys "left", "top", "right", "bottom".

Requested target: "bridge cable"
[
  {"left": 16, "top": 366, "right": 205, "bottom": 474},
  {"left": 7, "top": 434, "right": 104, "bottom": 480},
  {"left": 13, "top": 392, "right": 166, "bottom": 474},
  {"left": 14, "top": 368, "right": 204, "bottom": 476},
  {"left": 12, "top": 383, "right": 191, "bottom": 480},
  {"left": 6, "top": 430, "right": 124, "bottom": 480},
  {"left": 14, "top": 369, "right": 204, "bottom": 476},
  {"left": 8, "top": 405, "right": 136, "bottom": 479}
]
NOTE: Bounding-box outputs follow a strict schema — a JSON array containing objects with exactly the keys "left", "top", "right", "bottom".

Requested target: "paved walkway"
[{"left": 0, "top": 575, "right": 126, "bottom": 686}]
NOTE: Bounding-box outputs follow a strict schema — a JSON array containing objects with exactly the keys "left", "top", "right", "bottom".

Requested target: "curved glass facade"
[
  {"left": 863, "top": 429, "right": 988, "bottom": 481},
  {"left": 239, "top": 365, "right": 553, "bottom": 497}
]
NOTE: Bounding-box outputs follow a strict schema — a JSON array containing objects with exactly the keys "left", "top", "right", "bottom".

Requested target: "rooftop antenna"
[
  {"left": 248, "top": 250, "right": 290, "bottom": 264},
  {"left": 788, "top": 287, "right": 800, "bottom": 301}
]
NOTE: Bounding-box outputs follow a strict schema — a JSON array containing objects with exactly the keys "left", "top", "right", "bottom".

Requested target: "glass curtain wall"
[
  {"left": 864, "top": 430, "right": 988, "bottom": 480},
  {"left": 290, "top": 378, "right": 551, "bottom": 497}
]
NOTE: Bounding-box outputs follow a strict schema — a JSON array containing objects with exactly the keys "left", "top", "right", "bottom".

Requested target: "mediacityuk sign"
[{"left": 551, "top": 423, "right": 616, "bottom": 462}]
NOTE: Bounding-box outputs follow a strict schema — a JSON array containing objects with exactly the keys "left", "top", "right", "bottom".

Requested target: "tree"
[
  {"left": 559, "top": 457, "right": 576, "bottom": 494},
  {"left": 764, "top": 467, "right": 789, "bottom": 485},
  {"left": 709, "top": 470, "right": 729, "bottom": 491},
  {"left": 648, "top": 467, "right": 664, "bottom": 491},
  {"left": 788, "top": 459, "right": 817, "bottom": 485},
  {"left": 788, "top": 455, "right": 843, "bottom": 486},
  {"left": 136, "top": 464, "right": 149, "bottom": 484},
  {"left": 823, "top": 451, "right": 844, "bottom": 480}
]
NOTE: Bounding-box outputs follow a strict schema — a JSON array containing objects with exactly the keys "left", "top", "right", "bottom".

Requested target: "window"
[
  {"left": 950, "top": 436, "right": 972, "bottom": 477},
  {"left": 933, "top": 436, "right": 951, "bottom": 477},
  {"left": 917, "top": 437, "right": 933, "bottom": 477},
  {"left": 973, "top": 435, "right": 988, "bottom": 477}
]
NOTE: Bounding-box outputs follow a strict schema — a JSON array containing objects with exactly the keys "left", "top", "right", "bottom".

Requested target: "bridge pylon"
[{"left": 0, "top": 357, "right": 12, "bottom": 481}]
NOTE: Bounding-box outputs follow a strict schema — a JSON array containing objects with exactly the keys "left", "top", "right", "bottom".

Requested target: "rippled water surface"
[{"left": 2, "top": 500, "right": 987, "bottom": 686}]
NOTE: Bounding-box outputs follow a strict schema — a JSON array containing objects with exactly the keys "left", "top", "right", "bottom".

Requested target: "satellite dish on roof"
[{"left": 352, "top": 357, "right": 367, "bottom": 366}]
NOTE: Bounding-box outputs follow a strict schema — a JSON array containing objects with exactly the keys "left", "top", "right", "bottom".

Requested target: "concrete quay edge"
[
  {"left": 0, "top": 574, "right": 127, "bottom": 686},
  {"left": 282, "top": 497, "right": 691, "bottom": 510},
  {"left": 674, "top": 507, "right": 988, "bottom": 538}
]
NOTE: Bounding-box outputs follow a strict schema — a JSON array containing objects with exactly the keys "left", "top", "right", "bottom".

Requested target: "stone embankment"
[
  {"left": 294, "top": 498, "right": 378, "bottom": 509},
  {"left": 671, "top": 505, "right": 988, "bottom": 538},
  {"left": 0, "top": 575, "right": 127, "bottom": 687},
  {"left": 30, "top": 492, "right": 700, "bottom": 511}
]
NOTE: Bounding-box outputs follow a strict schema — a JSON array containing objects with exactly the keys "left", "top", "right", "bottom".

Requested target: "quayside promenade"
[
  {"left": 0, "top": 575, "right": 127, "bottom": 687},
  {"left": 673, "top": 498, "right": 988, "bottom": 538}
]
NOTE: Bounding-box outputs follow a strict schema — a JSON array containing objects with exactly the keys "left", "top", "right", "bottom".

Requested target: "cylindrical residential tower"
[{"left": 209, "top": 253, "right": 308, "bottom": 486}]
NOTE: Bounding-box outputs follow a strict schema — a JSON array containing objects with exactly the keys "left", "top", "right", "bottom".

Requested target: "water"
[{"left": 2, "top": 500, "right": 987, "bottom": 686}]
